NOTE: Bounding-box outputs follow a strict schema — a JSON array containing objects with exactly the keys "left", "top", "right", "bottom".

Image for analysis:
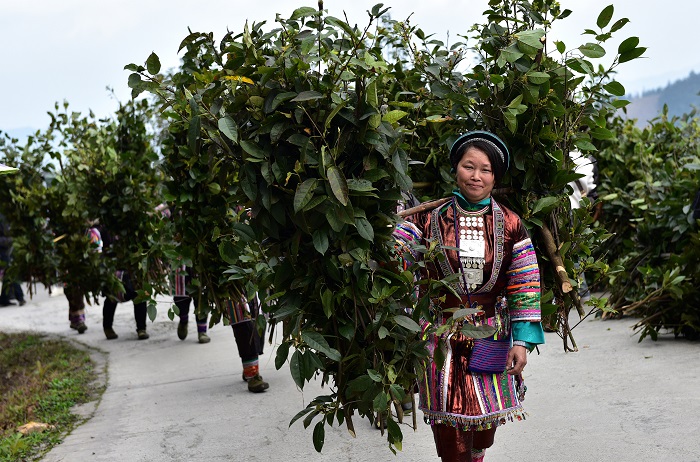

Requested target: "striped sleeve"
[
  {"left": 506, "top": 237, "right": 541, "bottom": 322},
  {"left": 392, "top": 220, "right": 423, "bottom": 269}
]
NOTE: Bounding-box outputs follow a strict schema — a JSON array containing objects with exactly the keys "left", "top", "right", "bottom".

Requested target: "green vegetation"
[
  {"left": 597, "top": 110, "right": 700, "bottom": 340},
  {"left": 0, "top": 332, "right": 103, "bottom": 461},
  {"left": 0, "top": 100, "right": 169, "bottom": 316}
]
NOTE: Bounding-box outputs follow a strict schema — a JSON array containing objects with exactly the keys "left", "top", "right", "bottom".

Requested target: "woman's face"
[{"left": 455, "top": 146, "right": 495, "bottom": 203}]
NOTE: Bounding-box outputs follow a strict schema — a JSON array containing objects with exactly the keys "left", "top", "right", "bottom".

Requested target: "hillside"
[{"left": 625, "top": 72, "right": 700, "bottom": 124}]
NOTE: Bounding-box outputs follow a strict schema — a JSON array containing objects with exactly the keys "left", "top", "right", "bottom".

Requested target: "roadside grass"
[{"left": 0, "top": 332, "right": 104, "bottom": 461}]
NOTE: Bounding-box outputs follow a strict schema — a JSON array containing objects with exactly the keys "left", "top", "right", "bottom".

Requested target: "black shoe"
[
  {"left": 70, "top": 322, "right": 88, "bottom": 334},
  {"left": 247, "top": 375, "right": 269, "bottom": 393},
  {"left": 177, "top": 320, "right": 188, "bottom": 340},
  {"left": 0, "top": 301, "right": 16, "bottom": 307},
  {"left": 18, "top": 300, "right": 26, "bottom": 306},
  {"left": 104, "top": 327, "right": 118, "bottom": 340}
]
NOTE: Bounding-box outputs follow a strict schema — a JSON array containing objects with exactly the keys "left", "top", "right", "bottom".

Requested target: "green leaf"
[
  {"left": 574, "top": 139, "right": 597, "bottom": 151},
  {"left": 503, "top": 111, "right": 517, "bottom": 133},
  {"left": 619, "top": 47, "right": 646, "bottom": 63},
  {"left": 313, "top": 421, "right": 325, "bottom": 453},
  {"left": 532, "top": 196, "right": 559, "bottom": 214},
  {"left": 326, "top": 208, "right": 345, "bottom": 232},
  {"left": 291, "top": 91, "right": 324, "bottom": 102},
  {"left": 325, "top": 16, "right": 356, "bottom": 37},
  {"left": 240, "top": 140, "right": 266, "bottom": 159},
  {"left": 460, "top": 324, "right": 498, "bottom": 339},
  {"left": 515, "top": 29, "right": 545, "bottom": 49},
  {"left": 452, "top": 308, "right": 485, "bottom": 319},
  {"left": 611, "top": 99, "right": 630, "bottom": 109},
  {"left": 327, "top": 166, "right": 349, "bottom": 206},
  {"left": 348, "top": 375, "right": 374, "bottom": 393},
  {"left": 312, "top": 229, "right": 329, "bottom": 255},
  {"left": 127, "top": 72, "right": 142, "bottom": 89},
  {"left": 541, "top": 303, "right": 558, "bottom": 317},
  {"left": 382, "top": 110, "right": 409, "bottom": 124},
  {"left": 321, "top": 288, "right": 334, "bottom": 318},
  {"left": 290, "top": 6, "right": 317, "bottom": 20},
  {"left": 603, "top": 81, "right": 626, "bottom": 97},
  {"left": 289, "top": 407, "right": 313, "bottom": 428},
  {"left": 596, "top": 5, "right": 614, "bottom": 29},
  {"left": 507, "top": 94, "right": 524, "bottom": 109},
  {"left": 354, "top": 217, "right": 374, "bottom": 241},
  {"left": 368, "top": 369, "right": 382, "bottom": 382},
  {"left": 207, "top": 182, "right": 221, "bottom": 194},
  {"left": 290, "top": 349, "right": 304, "bottom": 389},
  {"left": 269, "top": 92, "right": 298, "bottom": 112},
  {"left": 187, "top": 115, "right": 200, "bottom": 154},
  {"left": 325, "top": 101, "right": 347, "bottom": 128},
  {"left": 365, "top": 77, "right": 378, "bottom": 107},
  {"left": 303, "top": 195, "right": 327, "bottom": 212},
  {"left": 373, "top": 391, "right": 389, "bottom": 412},
  {"left": 218, "top": 116, "right": 239, "bottom": 143},
  {"left": 393, "top": 315, "right": 421, "bottom": 332},
  {"left": 294, "top": 178, "right": 318, "bottom": 213},
  {"left": 433, "top": 340, "right": 446, "bottom": 370},
  {"left": 347, "top": 178, "right": 375, "bottom": 192},
  {"left": 610, "top": 17, "right": 630, "bottom": 33},
  {"left": 218, "top": 240, "right": 238, "bottom": 264},
  {"left": 147, "top": 302, "right": 157, "bottom": 322},
  {"left": 500, "top": 43, "right": 524, "bottom": 63},
  {"left": 590, "top": 126, "right": 616, "bottom": 141},
  {"left": 618, "top": 36, "right": 639, "bottom": 54},
  {"left": 386, "top": 418, "right": 403, "bottom": 443},
  {"left": 146, "top": 52, "right": 161, "bottom": 75},
  {"left": 526, "top": 72, "right": 550, "bottom": 84},
  {"left": 275, "top": 341, "right": 290, "bottom": 369},
  {"left": 232, "top": 222, "right": 256, "bottom": 242},
  {"left": 302, "top": 331, "right": 342, "bottom": 361},
  {"left": 579, "top": 43, "right": 606, "bottom": 58}
]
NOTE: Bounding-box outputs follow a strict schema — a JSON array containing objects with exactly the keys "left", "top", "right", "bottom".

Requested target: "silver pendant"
[{"left": 463, "top": 268, "right": 483, "bottom": 285}]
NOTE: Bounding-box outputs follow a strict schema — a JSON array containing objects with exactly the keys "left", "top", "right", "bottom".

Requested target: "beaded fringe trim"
[{"left": 421, "top": 406, "right": 527, "bottom": 431}]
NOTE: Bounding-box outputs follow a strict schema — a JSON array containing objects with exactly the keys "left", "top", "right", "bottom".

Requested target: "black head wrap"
[{"left": 449, "top": 130, "right": 510, "bottom": 183}]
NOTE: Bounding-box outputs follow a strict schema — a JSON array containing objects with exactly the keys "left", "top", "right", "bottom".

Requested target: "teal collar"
[{"left": 452, "top": 189, "right": 491, "bottom": 211}]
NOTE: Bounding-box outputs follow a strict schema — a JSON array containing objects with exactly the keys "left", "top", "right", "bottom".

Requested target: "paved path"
[{"left": 1, "top": 286, "right": 699, "bottom": 461}]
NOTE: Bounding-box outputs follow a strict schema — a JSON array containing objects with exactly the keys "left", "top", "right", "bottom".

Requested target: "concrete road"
[{"left": 1, "top": 285, "right": 698, "bottom": 461}]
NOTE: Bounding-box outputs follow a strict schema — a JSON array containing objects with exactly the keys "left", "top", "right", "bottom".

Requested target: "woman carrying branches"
[{"left": 395, "top": 131, "right": 545, "bottom": 462}]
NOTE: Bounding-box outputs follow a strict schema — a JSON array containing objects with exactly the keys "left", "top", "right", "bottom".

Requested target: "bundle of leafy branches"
[
  {"left": 0, "top": 332, "right": 102, "bottom": 462},
  {"left": 0, "top": 106, "right": 120, "bottom": 303},
  {"left": 596, "top": 110, "right": 700, "bottom": 340},
  {"left": 127, "top": 0, "right": 644, "bottom": 452},
  {"left": 78, "top": 100, "right": 172, "bottom": 317},
  {"left": 0, "top": 101, "right": 171, "bottom": 315}
]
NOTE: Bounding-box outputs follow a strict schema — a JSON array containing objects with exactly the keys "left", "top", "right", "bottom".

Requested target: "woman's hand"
[{"left": 506, "top": 345, "right": 527, "bottom": 375}]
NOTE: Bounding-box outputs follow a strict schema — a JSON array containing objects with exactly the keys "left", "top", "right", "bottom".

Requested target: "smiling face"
[{"left": 455, "top": 146, "right": 496, "bottom": 203}]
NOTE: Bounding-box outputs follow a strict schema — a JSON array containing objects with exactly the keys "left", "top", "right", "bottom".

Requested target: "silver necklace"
[{"left": 457, "top": 208, "right": 486, "bottom": 291}]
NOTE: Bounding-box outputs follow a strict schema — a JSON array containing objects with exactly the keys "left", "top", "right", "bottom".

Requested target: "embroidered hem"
[{"left": 421, "top": 406, "right": 527, "bottom": 431}]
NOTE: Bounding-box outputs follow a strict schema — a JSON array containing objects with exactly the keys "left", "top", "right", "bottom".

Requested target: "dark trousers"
[
  {"left": 232, "top": 319, "right": 264, "bottom": 362},
  {"left": 103, "top": 297, "right": 147, "bottom": 331},
  {"left": 0, "top": 280, "right": 23, "bottom": 304},
  {"left": 173, "top": 295, "right": 207, "bottom": 325}
]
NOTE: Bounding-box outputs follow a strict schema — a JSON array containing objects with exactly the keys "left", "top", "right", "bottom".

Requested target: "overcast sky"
[{"left": 1, "top": 0, "right": 698, "bottom": 133}]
